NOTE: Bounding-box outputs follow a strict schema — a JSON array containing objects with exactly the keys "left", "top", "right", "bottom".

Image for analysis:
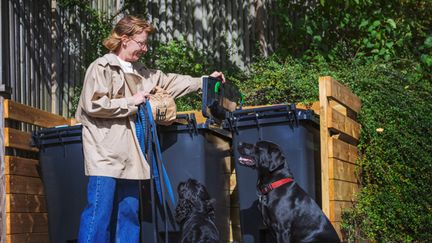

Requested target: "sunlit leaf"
[{"left": 386, "top": 19, "right": 397, "bottom": 29}]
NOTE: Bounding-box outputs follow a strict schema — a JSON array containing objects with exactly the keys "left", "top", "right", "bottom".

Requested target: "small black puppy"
[
  {"left": 237, "top": 140, "right": 340, "bottom": 243},
  {"left": 175, "top": 178, "right": 220, "bottom": 243}
]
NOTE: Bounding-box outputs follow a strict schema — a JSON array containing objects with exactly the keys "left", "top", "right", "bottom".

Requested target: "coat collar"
[
  {"left": 100, "top": 53, "right": 122, "bottom": 67},
  {"left": 98, "top": 53, "right": 143, "bottom": 94},
  {"left": 101, "top": 53, "right": 147, "bottom": 74}
]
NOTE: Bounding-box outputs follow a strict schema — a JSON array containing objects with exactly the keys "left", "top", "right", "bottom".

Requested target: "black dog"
[
  {"left": 175, "top": 178, "right": 220, "bottom": 243},
  {"left": 237, "top": 140, "right": 340, "bottom": 243}
]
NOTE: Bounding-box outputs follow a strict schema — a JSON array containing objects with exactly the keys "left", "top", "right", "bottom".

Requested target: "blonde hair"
[{"left": 103, "top": 16, "right": 155, "bottom": 51}]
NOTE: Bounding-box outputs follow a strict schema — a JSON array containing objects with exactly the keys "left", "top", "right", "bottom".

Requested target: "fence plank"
[
  {"left": 6, "top": 213, "right": 48, "bottom": 234},
  {"left": 329, "top": 180, "right": 359, "bottom": 202},
  {"left": 4, "top": 128, "right": 38, "bottom": 152},
  {"left": 6, "top": 232, "right": 49, "bottom": 243},
  {"left": 6, "top": 194, "right": 47, "bottom": 213},
  {"left": 320, "top": 76, "right": 361, "bottom": 242},
  {"left": 5, "top": 156, "right": 39, "bottom": 177},
  {"left": 322, "top": 76, "right": 361, "bottom": 113},
  {"left": 3, "top": 99, "right": 69, "bottom": 127},
  {"left": 5, "top": 175, "right": 44, "bottom": 195},
  {"left": 329, "top": 200, "right": 355, "bottom": 222},
  {"left": 327, "top": 108, "right": 361, "bottom": 141},
  {"left": 328, "top": 137, "right": 358, "bottom": 163},
  {"left": 329, "top": 158, "right": 358, "bottom": 183}
]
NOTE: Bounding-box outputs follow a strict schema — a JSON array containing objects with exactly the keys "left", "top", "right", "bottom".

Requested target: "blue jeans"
[{"left": 78, "top": 176, "right": 140, "bottom": 243}]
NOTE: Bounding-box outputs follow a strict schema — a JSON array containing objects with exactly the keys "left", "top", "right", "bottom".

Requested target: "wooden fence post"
[
  {"left": 319, "top": 76, "right": 362, "bottom": 239},
  {"left": 1, "top": 96, "right": 6, "bottom": 243}
]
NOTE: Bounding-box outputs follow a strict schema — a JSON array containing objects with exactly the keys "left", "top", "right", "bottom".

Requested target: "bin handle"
[
  {"left": 214, "top": 81, "right": 221, "bottom": 94},
  {"left": 254, "top": 112, "right": 263, "bottom": 140},
  {"left": 239, "top": 93, "right": 245, "bottom": 108},
  {"left": 187, "top": 113, "right": 198, "bottom": 135}
]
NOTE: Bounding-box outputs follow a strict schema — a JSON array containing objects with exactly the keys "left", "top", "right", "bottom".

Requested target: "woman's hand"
[
  {"left": 132, "top": 91, "right": 150, "bottom": 105},
  {"left": 209, "top": 71, "right": 226, "bottom": 83}
]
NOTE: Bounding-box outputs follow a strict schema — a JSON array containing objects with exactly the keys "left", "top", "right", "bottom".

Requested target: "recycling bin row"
[{"left": 33, "top": 104, "right": 320, "bottom": 243}]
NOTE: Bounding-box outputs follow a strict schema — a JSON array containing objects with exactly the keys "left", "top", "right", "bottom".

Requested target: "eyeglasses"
[{"left": 130, "top": 38, "right": 148, "bottom": 48}]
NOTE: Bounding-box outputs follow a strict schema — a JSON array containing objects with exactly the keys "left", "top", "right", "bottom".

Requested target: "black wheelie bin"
[
  {"left": 33, "top": 124, "right": 87, "bottom": 243},
  {"left": 224, "top": 105, "right": 321, "bottom": 243},
  {"left": 140, "top": 77, "right": 242, "bottom": 242},
  {"left": 140, "top": 113, "right": 232, "bottom": 242}
]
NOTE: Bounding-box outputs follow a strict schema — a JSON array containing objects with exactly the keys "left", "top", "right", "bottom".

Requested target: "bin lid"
[
  {"left": 158, "top": 113, "right": 232, "bottom": 138},
  {"left": 223, "top": 104, "right": 318, "bottom": 131},
  {"left": 202, "top": 77, "right": 243, "bottom": 124},
  {"left": 32, "top": 124, "right": 82, "bottom": 148}
]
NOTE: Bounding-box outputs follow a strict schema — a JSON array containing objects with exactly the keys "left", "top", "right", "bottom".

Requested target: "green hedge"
[
  {"left": 337, "top": 61, "right": 432, "bottom": 242},
  {"left": 244, "top": 56, "right": 432, "bottom": 242}
]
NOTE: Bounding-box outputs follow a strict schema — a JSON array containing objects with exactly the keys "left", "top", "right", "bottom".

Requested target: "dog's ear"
[
  {"left": 269, "top": 146, "right": 286, "bottom": 172},
  {"left": 206, "top": 198, "right": 216, "bottom": 220},
  {"left": 177, "top": 182, "right": 186, "bottom": 195},
  {"left": 175, "top": 198, "right": 193, "bottom": 224}
]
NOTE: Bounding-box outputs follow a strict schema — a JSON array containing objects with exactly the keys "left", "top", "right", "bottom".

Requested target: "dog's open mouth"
[{"left": 238, "top": 156, "right": 256, "bottom": 167}]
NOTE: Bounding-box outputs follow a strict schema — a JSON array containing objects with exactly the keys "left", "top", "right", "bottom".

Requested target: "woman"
[{"left": 75, "top": 15, "right": 225, "bottom": 243}]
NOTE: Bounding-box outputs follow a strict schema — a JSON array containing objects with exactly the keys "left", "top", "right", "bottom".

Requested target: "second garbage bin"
[
  {"left": 140, "top": 113, "right": 231, "bottom": 242},
  {"left": 224, "top": 105, "right": 321, "bottom": 243}
]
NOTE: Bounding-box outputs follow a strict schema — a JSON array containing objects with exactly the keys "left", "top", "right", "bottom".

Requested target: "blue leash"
[{"left": 135, "top": 101, "right": 175, "bottom": 205}]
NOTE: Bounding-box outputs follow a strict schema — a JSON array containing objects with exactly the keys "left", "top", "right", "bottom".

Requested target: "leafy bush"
[
  {"left": 274, "top": 0, "right": 432, "bottom": 67},
  {"left": 336, "top": 61, "right": 432, "bottom": 242},
  {"left": 237, "top": 55, "right": 321, "bottom": 105}
]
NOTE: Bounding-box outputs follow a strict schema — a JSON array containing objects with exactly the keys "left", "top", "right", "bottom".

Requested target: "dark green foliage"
[
  {"left": 337, "top": 61, "right": 432, "bottom": 242},
  {"left": 274, "top": 0, "right": 432, "bottom": 68},
  {"left": 236, "top": 55, "right": 320, "bottom": 105},
  {"left": 70, "top": 85, "right": 82, "bottom": 116}
]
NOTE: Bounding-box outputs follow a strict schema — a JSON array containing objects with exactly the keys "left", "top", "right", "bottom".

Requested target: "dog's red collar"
[{"left": 259, "top": 178, "right": 294, "bottom": 194}]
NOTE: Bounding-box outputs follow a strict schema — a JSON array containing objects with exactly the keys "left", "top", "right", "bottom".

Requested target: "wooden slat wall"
[
  {"left": 3, "top": 100, "right": 70, "bottom": 128},
  {"left": 319, "top": 76, "right": 361, "bottom": 240},
  {"left": 2, "top": 0, "right": 279, "bottom": 117},
  {"left": 146, "top": 0, "right": 277, "bottom": 70},
  {"left": 1, "top": 97, "right": 6, "bottom": 243},
  {"left": 0, "top": 99, "right": 72, "bottom": 243}
]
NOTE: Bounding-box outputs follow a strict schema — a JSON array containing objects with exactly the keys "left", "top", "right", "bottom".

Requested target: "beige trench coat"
[{"left": 75, "top": 53, "right": 202, "bottom": 179}]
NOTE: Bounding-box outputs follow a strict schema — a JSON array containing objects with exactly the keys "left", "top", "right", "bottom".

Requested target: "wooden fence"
[
  {"left": 0, "top": 76, "right": 361, "bottom": 242},
  {"left": 319, "top": 76, "right": 361, "bottom": 239},
  {"left": 0, "top": 97, "right": 73, "bottom": 243},
  {"left": 1, "top": 0, "right": 278, "bottom": 117}
]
